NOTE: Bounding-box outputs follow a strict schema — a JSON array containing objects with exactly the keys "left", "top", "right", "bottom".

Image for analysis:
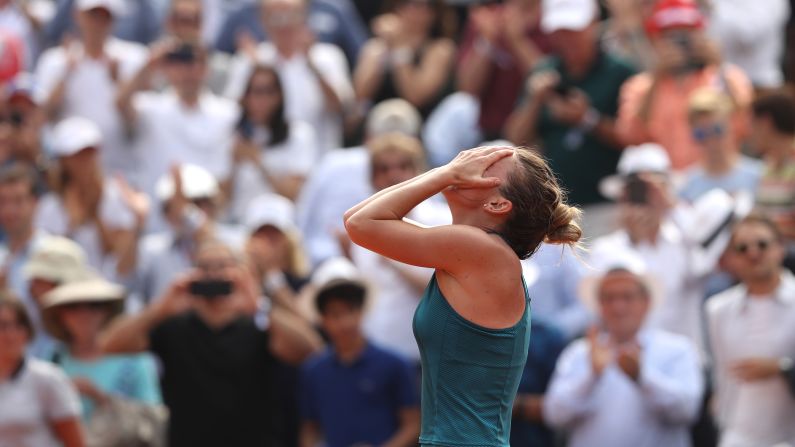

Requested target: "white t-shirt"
[
  {"left": 229, "top": 121, "right": 318, "bottom": 222},
  {"left": 0, "top": 358, "right": 82, "bottom": 447},
  {"left": 35, "top": 38, "right": 149, "bottom": 176},
  {"left": 708, "top": 0, "right": 790, "bottom": 88},
  {"left": 34, "top": 178, "right": 136, "bottom": 279},
  {"left": 0, "top": 3, "right": 36, "bottom": 69},
  {"left": 224, "top": 43, "right": 352, "bottom": 153},
  {"left": 355, "top": 199, "right": 451, "bottom": 362},
  {"left": 130, "top": 89, "right": 239, "bottom": 208}
]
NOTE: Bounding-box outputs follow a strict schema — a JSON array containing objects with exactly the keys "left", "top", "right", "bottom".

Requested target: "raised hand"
[
  {"left": 441, "top": 146, "right": 514, "bottom": 189},
  {"left": 588, "top": 326, "right": 612, "bottom": 376},
  {"left": 616, "top": 342, "right": 641, "bottom": 381}
]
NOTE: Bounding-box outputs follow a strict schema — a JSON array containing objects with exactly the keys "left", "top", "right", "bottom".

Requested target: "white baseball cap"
[
  {"left": 366, "top": 99, "right": 422, "bottom": 138},
  {"left": 155, "top": 164, "right": 219, "bottom": 202},
  {"left": 51, "top": 116, "right": 103, "bottom": 157},
  {"left": 541, "top": 0, "right": 598, "bottom": 33},
  {"left": 599, "top": 143, "right": 672, "bottom": 200},
  {"left": 243, "top": 193, "right": 297, "bottom": 235},
  {"left": 76, "top": 0, "right": 124, "bottom": 16}
]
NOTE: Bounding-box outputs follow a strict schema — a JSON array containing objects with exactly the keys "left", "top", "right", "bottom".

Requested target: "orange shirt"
[{"left": 616, "top": 65, "right": 753, "bottom": 170}]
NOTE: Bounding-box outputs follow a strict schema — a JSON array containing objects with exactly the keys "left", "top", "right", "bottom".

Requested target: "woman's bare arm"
[{"left": 344, "top": 147, "right": 513, "bottom": 271}]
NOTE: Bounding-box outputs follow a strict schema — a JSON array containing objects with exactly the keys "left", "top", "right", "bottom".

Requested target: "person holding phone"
[
  {"left": 344, "top": 145, "right": 582, "bottom": 446},
  {"left": 616, "top": 0, "right": 753, "bottom": 171},
  {"left": 100, "top": 240, "right": 323, "bottom": 447},
  {"left": 504, "top": 0, "right": 635, "bottom": 237}
]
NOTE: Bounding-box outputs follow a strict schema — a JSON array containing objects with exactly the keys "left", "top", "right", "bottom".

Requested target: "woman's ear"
[{"left": 484, "top": 198, "right": 512, "bottom": 216}]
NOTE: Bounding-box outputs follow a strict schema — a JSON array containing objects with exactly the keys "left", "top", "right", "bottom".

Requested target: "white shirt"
[
  {"left": 35, "top": 38, "right": 149, "bottom": 176},
  {"left": 34, "top": 178, "right": 135, "bottom": 280},
  {"left": 130, "top": 89, "right": 238, "bottom": 222},
  {"left": 0, "top": 358, "right": 81, "bottom": 447},
  {"left": 708, "top": 0, "right": 790, "bottom": 88},
  {"left": 706, "top": 271, "right": 795, "bottom": 447},
  {"left": 225, "top": 43, "right": 352, "bottom": 153},
  {"left": 229, "top": 121, "right": 318, "bottom": 223},
  {"left": 296, "top": 146, "right": 371, "bottom": 267},
  {"left": 0, "top": 3, "right": 36, "bottom": 69},
  {"left": 544, "top": 329, "right": 703, "bottom": 447},
  {"left": 590, "top": 224, "right": 708, "bottom": 357},
  {"left": 355, "top": 199, "right": 451, "bottom": 362}
]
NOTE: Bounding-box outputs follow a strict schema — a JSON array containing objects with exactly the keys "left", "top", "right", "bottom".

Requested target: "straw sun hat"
[{"left": 42, "top": 278, "right": 125, "bottom": 342}]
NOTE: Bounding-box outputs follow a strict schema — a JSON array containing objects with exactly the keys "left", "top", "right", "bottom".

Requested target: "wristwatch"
[{"left": 579, "top": 107, "right": 601, "bottom": 133}]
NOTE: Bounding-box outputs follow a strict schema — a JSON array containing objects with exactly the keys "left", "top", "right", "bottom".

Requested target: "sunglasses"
[
  {"left": 733, "top": 238, "right": 773, "bottom": 255},
  {"left": 691, "top": 123, "right": 725, "bottom": 142},
  {"left": 0, "top": 111, "right": 26, "bottom": 127}
]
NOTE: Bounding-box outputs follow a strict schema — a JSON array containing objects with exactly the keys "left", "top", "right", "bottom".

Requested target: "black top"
[{"left": 150, "top": 312, "right": 280, "bottom": 447}]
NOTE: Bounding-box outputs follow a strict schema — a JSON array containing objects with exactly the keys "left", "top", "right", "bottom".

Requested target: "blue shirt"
[
  {"left": 510, "top": 318, "right": 567, "bottom": 447},
  {"left": 214, "top": 0, "right": 367, "bottom": 65},
  {"left": 679, "top": 156, "right": 763, "bottom": 203},
  {"left": 58, "top": 351, "right": 162, "bottom": 420},
  {"left": 300, "top": 343, "right": 418, "bottom": 447}
]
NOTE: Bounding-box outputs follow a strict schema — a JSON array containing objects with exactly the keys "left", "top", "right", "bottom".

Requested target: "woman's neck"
[
  {"left": 703, "top": 151, "right": 737, "bottom": 176},
  {"left": 69, "top": 338, "right": 102, "bottom": 360}
]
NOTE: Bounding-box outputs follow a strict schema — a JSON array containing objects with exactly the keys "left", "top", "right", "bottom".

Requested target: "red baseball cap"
[{"left": 645, "top": 0, "right": 706, "bottom": 36}]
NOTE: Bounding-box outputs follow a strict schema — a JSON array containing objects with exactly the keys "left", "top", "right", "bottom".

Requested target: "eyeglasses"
[
  {"left": 691, "top": 123, "right": 725, "bottom": 142},
  {"left": 733, "top": 238, "right": 773, "bottom": 255}
]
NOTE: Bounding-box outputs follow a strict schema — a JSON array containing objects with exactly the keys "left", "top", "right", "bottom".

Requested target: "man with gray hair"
[{"left": 544, "top": 253, "right": 703, "bottom": 447}]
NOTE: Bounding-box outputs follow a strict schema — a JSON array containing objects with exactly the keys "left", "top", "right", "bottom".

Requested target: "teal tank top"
[{"left": 412, "top": 273, "right": 531, "bottom": 447}]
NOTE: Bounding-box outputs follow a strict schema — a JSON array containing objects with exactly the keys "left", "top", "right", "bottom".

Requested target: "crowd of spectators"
[{"left": 1, "top": 0, "right": 795, "bottom": 446}]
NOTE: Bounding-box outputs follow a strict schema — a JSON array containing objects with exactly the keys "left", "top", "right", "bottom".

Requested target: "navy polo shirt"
[{"left": 300, "top": 343, "right": 418, "bottom": 447}]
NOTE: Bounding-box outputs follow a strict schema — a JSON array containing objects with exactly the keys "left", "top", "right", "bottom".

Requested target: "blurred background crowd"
[{"left": 1, "top": 0, "right": 795, "bottom": 446}]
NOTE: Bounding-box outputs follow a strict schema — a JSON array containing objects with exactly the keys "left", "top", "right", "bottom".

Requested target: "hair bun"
[{"left": 545, "top": 203, "right": 583, "bottom": 246}]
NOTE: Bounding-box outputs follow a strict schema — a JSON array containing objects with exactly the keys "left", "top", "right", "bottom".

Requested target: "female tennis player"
[{"left": 344, "top": 146, "right": 582, "bottom": 446}]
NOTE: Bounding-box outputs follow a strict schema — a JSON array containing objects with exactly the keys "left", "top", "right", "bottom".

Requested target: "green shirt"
[
  {"left": 413, "top": 274, "right": 531, "bottom": 446},
  {"left": 530, "top": 52, "right": 636, "bottom": 205}
]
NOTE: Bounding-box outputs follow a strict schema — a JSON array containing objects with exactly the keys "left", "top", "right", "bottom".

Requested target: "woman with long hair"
[
  {"left": 344, "top": 146, "right": 582, "bottom": 445},
  {"left": 35, "top": 117, "right": 147, "bottom": 280},
  {"left": 353, "top": 0, "right": 457, "bottom": 122},
  {"left": 226, "top": 64, "right": 318, "bottom": 221}
]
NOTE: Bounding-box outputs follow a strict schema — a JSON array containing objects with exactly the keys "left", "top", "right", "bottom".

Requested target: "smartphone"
[
  {"left": 624, "top": 174, "right": 648, "bottom": 205},
  {"left": 189, "top": 279, "right": 233, "bottom": 298}
]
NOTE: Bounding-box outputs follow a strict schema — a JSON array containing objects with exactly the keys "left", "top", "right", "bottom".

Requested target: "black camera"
[
  {"left": 165, "top": 43, "right": 199, "bottom": 63},
  {"left": 189, "top": 279, "right": 233, "bottom": 299}
]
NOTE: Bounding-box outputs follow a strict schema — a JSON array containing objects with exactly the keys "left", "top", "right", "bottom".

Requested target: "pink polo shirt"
[{"left": 616, "top": 64, "right": 753, "bottom": 170}]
